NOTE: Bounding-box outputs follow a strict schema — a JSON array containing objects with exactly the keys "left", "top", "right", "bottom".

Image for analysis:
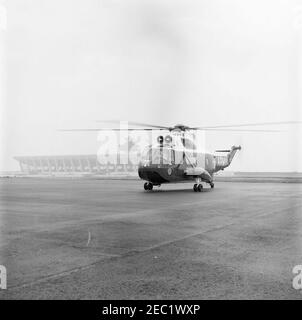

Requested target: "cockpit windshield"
[{"left": 141, "top": 147, "right": 174, "bottom": 165}]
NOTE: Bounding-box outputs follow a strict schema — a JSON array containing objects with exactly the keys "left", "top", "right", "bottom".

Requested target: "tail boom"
[{"left": 214, "top": 145, "right": 241, "bottom": 172}]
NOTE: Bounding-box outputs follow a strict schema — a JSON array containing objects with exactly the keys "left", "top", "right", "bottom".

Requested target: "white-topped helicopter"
[{"left": 62, "top": 120, "right": 302, "bottom": 192}]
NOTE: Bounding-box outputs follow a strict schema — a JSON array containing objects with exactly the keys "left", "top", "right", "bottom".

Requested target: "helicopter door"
[{"left": 196, "top": 152, "right": 206, "bottom": 168}]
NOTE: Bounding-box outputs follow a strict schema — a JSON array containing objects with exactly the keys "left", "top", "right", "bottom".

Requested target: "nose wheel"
[
  {"left": 144, "top": 182, "right": 153, "bottom": 191},
  {"left": 193, "top": 184, "right": 203, "bottom": 192}
]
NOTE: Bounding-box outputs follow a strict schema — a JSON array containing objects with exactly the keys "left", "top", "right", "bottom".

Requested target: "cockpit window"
[{"left": 141, "top": 147, "right": 174, "bottom": 165}]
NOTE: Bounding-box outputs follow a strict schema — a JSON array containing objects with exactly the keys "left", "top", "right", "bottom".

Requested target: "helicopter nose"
[
  {"left": 138, "top": 166, "right": 168, "bottom": 184},
  {"left": 138, "top": 166, "right": 148, "bottom": 180}
]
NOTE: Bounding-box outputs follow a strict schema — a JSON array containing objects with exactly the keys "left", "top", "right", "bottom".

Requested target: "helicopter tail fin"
[{"left": 227, "top": 145, "right": 241, "bottom": 165}]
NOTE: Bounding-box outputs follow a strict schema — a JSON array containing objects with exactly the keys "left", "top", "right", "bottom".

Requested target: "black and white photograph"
[{"left": 0, "top": 0, "right": 302, "bottom": 305}]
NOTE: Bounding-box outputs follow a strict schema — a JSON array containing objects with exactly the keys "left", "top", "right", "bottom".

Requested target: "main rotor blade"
[
  {"left": 59, "top": 128, "right": 281, "bottom": 132},
  {"left": 96, "top": 120, "right": 170, "bottom": 130},
  {"left": 192, "top": 120, "right": 302, "bottom": 129},
  {"left": 59, "top": 128, "right": 166, "bottom": 132},
  {"left": 128, "top": 121, "right": 171, "bottom": 129},
  {"left": 199, "top": 128, "right": 282, "bottom": 132}
]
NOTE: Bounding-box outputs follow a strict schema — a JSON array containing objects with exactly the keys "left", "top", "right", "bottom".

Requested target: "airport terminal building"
[{"left": 14, "top": 155, "right": 138, "bottom": 175}]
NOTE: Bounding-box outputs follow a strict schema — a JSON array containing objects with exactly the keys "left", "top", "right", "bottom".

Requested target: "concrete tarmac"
[{"left": 0, "top": 178, "right": 302, "bottom": 299}]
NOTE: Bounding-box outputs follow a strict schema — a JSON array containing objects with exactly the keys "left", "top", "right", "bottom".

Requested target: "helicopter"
[
  {"left": 138, "top": 138, "right": 241, "bottom": 191},
  {"left": 62, "top": 120, "right": 302, "bottom": 192},
  {"left": 136, "top": 123, "right": 241, "bottom": 191}
]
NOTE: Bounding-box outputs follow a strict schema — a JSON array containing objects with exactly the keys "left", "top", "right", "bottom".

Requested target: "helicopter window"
[
  {"left": 149, "top": 149, "right": 160, "bottom": 163},
  {"left": 143, "top": 147, "right": 174, "bottom": 165},
  {"left": 162, "top": 148, "right": 174, "bottom": 164}
]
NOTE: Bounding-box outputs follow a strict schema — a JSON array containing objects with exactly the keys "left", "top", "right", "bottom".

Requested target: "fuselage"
[{"left": 138, "top": 145, "right": 230, "bottom": 185}]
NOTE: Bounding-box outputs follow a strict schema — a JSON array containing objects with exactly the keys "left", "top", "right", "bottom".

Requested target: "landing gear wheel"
[
  {"left": 193, "top": 184, "right": 198, "bottom": 192},
  {"left": 144, "top": 182, "right": 153, "bottom": 191},
  {"left": 210, "top": 182, "right": 214, "bottom": 189},
  {"left": 197, "top": 184, "right": 203, "bottom": 192}
]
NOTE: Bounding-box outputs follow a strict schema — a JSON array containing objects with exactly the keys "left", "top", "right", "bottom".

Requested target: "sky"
[{"left": 0, "top": 0, "right": 302, "bottom": 172}]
